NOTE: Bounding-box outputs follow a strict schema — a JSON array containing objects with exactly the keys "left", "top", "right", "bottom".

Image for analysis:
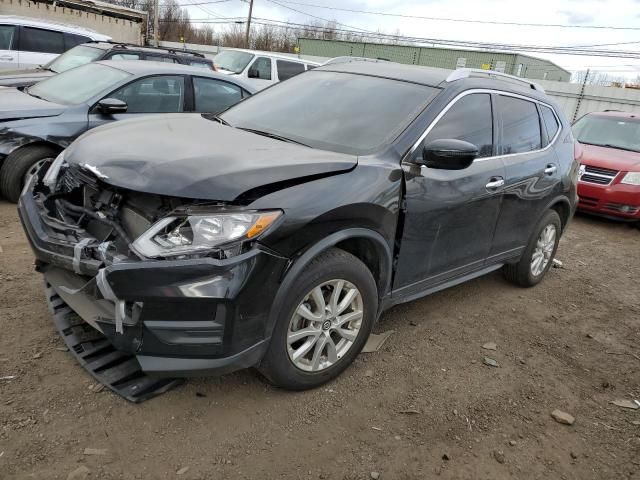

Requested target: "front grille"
[{"left": 580, "top": 165, "right": 619, "bottom": 186}]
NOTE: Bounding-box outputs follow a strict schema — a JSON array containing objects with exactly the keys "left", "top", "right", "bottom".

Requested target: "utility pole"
[
  {"left": 244, "top": 0, "right": 254, "bottom": 49},
  {"left": 153, "top": 0, "right": 160, "bottom": 47}
]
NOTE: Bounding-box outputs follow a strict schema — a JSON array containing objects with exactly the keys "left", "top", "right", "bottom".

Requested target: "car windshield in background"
[
  {"left": 573, "top": 115, "right": 640, "bottom": 153},
  {"left": 221, "top": 71, "right": 439, "bottom": 155},
  {"left": 28, "top": 63, "right": 131, "bottom": 105},
  {"left": 45, "top": 45, "right": 104, "bottom": 73},
  {"left": 213, "top": 50, "right": 254, "bottom": 74}
]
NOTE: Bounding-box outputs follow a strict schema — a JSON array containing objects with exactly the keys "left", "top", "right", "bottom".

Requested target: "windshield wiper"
[
  {"left": 24, "top": 86, "right": 43, "bottom": 100},
  {"left": 202, "top": 114, "right": 231, "bottom": 126},
  {"left": 237, "top": 127, "right": 310, "bottom": 147},
  {"left": 580, "top": 141, "right": 640, "bottom": 153}
]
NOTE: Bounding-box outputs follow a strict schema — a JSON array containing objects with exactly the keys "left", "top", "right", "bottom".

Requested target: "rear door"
[
  {"left": 17, "top": 26, "right": 65, "bottom": 67},
  {"left": 88, "top": 74, "right": 186, "bottom": 129},
  {"left": 489, "top": 94, "right": 561, "bottom": 259},
  {"left": 393, "top": 92, "right": 506, "bottom": 295}
]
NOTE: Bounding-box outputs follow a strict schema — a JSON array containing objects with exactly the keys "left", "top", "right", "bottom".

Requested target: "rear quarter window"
[{"left": 540, "top": 105, "right": 560, "bottom": 142}]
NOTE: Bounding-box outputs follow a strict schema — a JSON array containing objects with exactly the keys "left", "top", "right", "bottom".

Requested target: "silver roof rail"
[{"left": 446, "top": 68, "right": 545, "bottom": 93}]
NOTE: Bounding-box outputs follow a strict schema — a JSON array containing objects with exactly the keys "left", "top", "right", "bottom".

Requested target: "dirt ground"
[{"left": 0, "top": 200, "right": 639, "bottom": 480}]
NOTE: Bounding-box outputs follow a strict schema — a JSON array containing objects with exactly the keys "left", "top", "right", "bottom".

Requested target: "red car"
[{"left": 573, "top": 111, "right": 640, "bottom": 223}]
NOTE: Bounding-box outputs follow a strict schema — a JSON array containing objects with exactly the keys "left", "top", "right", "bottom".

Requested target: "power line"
[
  {"left": 263, "top": 0, "right": 374, "bottom": 33},
  {"left": 267, "top": 0, "right": 640, "bottom": 31}
]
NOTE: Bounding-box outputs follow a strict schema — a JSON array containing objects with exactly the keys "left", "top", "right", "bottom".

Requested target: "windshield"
[
  {"left": 45, "top": 45, "right": 104, "bottom": 73},
  {"left": 221, "top": 71, "right": 439, "bottom": 155},
  {"left": 28, "top": 63, "right": 131, "bottom": 105},
  {"left": 213, "top": 50, "right": 254, "bottom": 74},
  {"left": 573, "top": 115, "right": 640, "bottom": 153}
]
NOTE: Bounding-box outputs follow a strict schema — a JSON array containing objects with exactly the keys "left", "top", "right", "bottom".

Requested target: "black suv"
[
  {"left": 0, "top": 41, "right": 213, "bottom": 88},
  {"left": 19, "top": 62, "right": 578, "bottom": 397}
]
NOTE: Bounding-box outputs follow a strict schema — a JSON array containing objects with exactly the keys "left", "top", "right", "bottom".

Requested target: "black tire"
[
  {"left": 260, "top": 248, "right": 378, "bottom": 390},
  {"left": 0, "top": 145, "right": 58, "bottom": 202},
  {"left": 503, "top": 210, "right": 562, "bottom": 287}
]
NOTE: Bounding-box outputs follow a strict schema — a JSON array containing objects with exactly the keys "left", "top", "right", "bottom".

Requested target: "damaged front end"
[{"left": 18, "top": 156, "right": 289, "bottom": 398}]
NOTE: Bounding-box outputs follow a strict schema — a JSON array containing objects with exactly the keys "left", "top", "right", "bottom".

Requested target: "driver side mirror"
[
  {"left": 247, "top": 67, "right": 260, "bottom": 79},
  {"left": 420, "top": 139, "right": 479, "bottom": 170},
  {"left": 97, "top": 98, "right": 128, "bottom": 115}
]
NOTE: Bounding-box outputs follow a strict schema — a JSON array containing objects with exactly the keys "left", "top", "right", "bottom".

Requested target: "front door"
[
  {"left": 0, "top": 24, "right": 19, "bottom": 68},
  {"left": 88, "top": 75, "right": 187, "bottom": 130},
  {"left": 245, "top": 56, "right": 273, "bottom": 90},
  {"left": 393, "top": 92, "right": 505, "bottom": 296}
]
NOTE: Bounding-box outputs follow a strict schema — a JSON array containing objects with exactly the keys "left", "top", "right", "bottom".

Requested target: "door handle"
[
  {"left": 544, "top": 164, "right": 557, "bottom": 175},
  {"left": 0, "top": 55, "right": 14, "bottom": 61},
  {"left": 486, "top": 177, "right": 505, "bottom": 190}
]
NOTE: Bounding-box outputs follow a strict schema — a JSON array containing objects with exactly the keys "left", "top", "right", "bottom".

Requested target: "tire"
[
  {"left": 0, "top": 145, "right": 58, "bottom": 202},
  {"left": 260, "top": 248, "right": 378, "bottom": 390},
  {"left": 503, "top": 210, "right": 561, "bottom": 287}
]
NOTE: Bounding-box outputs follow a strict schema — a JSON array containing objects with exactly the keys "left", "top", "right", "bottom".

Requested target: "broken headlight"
[
  {"left": 131, "top": 211, "right": 282, "bottom": 258},
  {"left": 42, "top": 150, "right": 66, "bottom": 189}
]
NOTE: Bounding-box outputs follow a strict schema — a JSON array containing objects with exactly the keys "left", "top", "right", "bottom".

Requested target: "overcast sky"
[{"left": 183, "top": 0, "right": 640, "bottom": 78}]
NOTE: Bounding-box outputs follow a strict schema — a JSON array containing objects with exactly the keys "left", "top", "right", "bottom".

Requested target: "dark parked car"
[
  {"left": 0, "top": 60, "right": 255, "bottom": 201},
  {"left": 19, "top": 63, "right": 577, "bottom": 399},
  {"left": 0, "top": 41, "right": 215, "bottom": 88}
]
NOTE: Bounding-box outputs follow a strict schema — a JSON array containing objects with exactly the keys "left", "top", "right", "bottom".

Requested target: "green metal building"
[{"left": 299, "top": 38, "right": 571, "bottom": 82}]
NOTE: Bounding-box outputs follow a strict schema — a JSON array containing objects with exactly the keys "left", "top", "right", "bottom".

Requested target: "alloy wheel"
[
  {"left": 287, "top": 279, "right": 363, "bottom": 372},
  {"left": 23, "top": 158, "right": 53, "bottom": 187},
  {"left": 530, "top": 224, "right": 556, "bottom": 277}
]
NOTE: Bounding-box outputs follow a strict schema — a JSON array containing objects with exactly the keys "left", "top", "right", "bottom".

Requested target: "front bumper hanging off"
[{"left": 18, "top": 182, "right": 289, "bottom": 401}]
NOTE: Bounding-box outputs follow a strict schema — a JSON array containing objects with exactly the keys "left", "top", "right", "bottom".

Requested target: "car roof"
[
  {"left": 586, "top": 110, "right": 640, "bottom": 120},
  {"left": 95, "top": 60, "right": 257, "bottom": 92},
  {"left": 316, "top": 60, "right": 552, "bottom": 101},
  {"left": 0, "top": 15, "right": 111, "bottom": 39},
  {"left": 83, "top": 41, "right": 210, "bottom": 60},
  {"left": 218, "top": 48, "right": 321, "bottom": 65}
]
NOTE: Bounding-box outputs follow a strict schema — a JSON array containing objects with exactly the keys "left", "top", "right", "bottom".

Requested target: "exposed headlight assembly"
[
  {"left": 621, "top": 172, "right": 640, "bottom": 186},
  {"left": 43, "top": 151, "right": 66, "bottom": 189},
  {"left": 132, "top": 211, "right": 282, "bottom": 258}
]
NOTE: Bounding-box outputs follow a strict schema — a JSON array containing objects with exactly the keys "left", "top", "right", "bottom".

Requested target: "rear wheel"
[
  {"left": 503, "top": 210, "right": 561, "bottom": 287},
  {"left": 0, "top": 145, "right": 58, "bottom": 202},
  {"left": 260, "top": 248, "right": 377, "bottom": 390}
]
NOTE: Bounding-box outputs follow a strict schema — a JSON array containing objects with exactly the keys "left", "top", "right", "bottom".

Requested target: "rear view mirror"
[
  {"left": 97, "top": 98, "right": 128, "bottom": 115},
  {"left": 421, "top": 139, "right": 478, "bottom": 170}
]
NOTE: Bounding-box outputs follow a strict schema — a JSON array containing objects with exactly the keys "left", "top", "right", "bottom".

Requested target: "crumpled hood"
[
  {"left": 580, "top": 142, "right": 640, "bottom": 172},
  {"left": 0, "top": 87, "right": 65, "bottom": 121},
  {"left": 64, "top": 114, "right": 358, "bottom": 201}
]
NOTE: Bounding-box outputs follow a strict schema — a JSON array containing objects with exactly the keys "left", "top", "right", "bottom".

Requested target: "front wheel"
[
  {"left": 503, "top": 210, "right": 561, "bottom": 287},
  {"left": 260, "top": 248, "right": 378, "bottom": 390},
  {"left": 0, "top": 145, "right": 58, "bottom": 202}
]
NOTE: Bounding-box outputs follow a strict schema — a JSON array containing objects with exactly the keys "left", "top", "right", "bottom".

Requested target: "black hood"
[
  {"left": 0, "top": 68, "right": 53, "bottom": 87},
  {"left": 0, "top": 87, "right": 66, "bottom": 120},
  {"left": 64, "top": 114, "right": 358, "bottom": 201}
]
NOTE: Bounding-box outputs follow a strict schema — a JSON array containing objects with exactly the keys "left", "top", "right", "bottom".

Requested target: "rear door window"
[
  {"left": 0, "top": 25, "right": 16, "bottom": 50},
  {"left": 110, "top": 75, "right": 185, "bottom": 113},
  {"left": 423, "top": 93, "right": 494, "bottom": 158},
  {"left": 193, "top": 77, "right": 243, "bottom": 113},
  {"left": 540, "top": 105, "right": 560, "bottom": 143},
  {"left": 497, "top": 95, "right": 542, "bottom": 154},
  {"left": 276, "top": 60, "right": 305, "bottom": 81},
  {"left": 20, "top": 27, "right": 65, "bottom": 54}
]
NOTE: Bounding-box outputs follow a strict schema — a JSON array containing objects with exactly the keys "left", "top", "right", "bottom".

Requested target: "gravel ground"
[{"left": 0, "top": 200, "right": 639, "bottom": 480}]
